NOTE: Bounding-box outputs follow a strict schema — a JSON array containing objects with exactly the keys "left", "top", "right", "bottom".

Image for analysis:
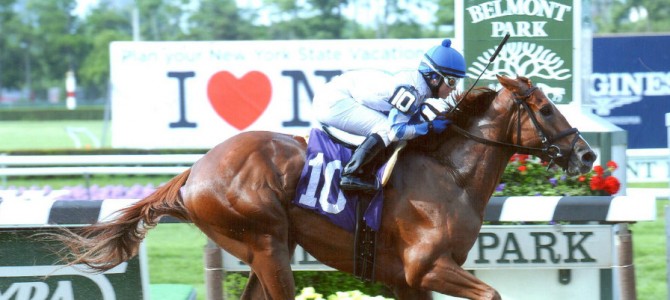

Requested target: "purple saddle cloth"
[{"left": 293, "top": 128, "right": 385, "bottom": 232}]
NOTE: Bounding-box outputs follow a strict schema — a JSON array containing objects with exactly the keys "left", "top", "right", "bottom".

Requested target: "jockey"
[{"left": 312, "top": 38, "right": 466, "bottom": 192}]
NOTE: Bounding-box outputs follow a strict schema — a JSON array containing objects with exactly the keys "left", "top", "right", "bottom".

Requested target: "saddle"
[{"left": 321, "top": 125, "right": 407, "bottom": 188}]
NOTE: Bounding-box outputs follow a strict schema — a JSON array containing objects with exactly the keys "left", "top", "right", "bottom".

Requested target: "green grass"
[
  {"left": 145, "top": 224, "right": 209, "bottom": 300},
  {"left": 632, "top": 199, "right": 668, "bottom": 299},
  {"left": 0, "top": 120, "right": 109, "bottom": 150}
]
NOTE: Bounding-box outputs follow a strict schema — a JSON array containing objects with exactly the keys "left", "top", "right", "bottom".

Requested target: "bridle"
[{"left": 449, "top": 86, "right": 581, "bottom": 169}]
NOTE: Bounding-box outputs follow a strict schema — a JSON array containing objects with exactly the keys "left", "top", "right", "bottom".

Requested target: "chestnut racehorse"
[{"left": 54, "top": 75, "right": 595, "bottom": 299}]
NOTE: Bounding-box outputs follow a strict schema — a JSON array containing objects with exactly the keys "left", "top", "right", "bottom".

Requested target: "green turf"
[
  {"left": 0, "top": 120, "right": 109, "bottom": 150},
  {"left": 631, "top": 199, "right": 668, "bottom": 299},
  {"left": 145, "top": 224, "right": 208, "bottom": 300}
]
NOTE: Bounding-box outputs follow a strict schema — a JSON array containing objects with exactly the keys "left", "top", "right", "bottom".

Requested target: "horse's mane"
[
  {"left": 404, "top": 87, "right": 498, "bottom": 156},
  {"left": 449, "top": 87, "right": 498, "bottom": 128}
]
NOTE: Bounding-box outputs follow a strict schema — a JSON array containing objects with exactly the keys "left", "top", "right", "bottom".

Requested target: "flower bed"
[{"left": 494, "top": 154, "right": 620, "bottom": 196}]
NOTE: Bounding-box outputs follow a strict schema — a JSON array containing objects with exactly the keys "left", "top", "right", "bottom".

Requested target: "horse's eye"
[{"left": 540, "top": 106, "right": 553, "bottom": 117}]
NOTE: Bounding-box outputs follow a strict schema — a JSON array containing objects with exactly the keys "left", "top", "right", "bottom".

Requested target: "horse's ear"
[
  {"left": 496, "top": 74, "right": 522, "bottom": 94},
  {"left": 518, "top": 75, "right": 532, "bottom": 87}
]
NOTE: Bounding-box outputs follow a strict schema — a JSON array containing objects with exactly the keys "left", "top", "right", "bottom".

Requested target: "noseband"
[{"left": 450, "top": 86, "right": 581, "bottom": 170}]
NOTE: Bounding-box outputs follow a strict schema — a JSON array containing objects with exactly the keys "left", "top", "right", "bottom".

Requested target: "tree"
[
  {"left": 17, "top": 0, "right": 85, "bottom": 100},
  {"left": 593, "top": 0, "right": 670, "bottom": 34},
  {"left": 264, "top": 0, "right": 350, "bottom": 39},
  {"left": 78, "top": 0, "right": 133, "bottom": 99},
  {"left": 184, "top": 0, "right": 266, "bottom": 40},
  {"left": 135, "top": 0, "right": 185, "bottom": 41},
  {"left": 0, "top": 0, "right": 21, "bottom": 92}
]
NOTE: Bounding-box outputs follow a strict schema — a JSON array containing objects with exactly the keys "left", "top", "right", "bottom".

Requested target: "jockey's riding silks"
[
  {"left": 312, "top": 38, "right": 466, "bottom": 192},
  {"left": 313, "top": 69, "right": 433, "bottom": 146}
]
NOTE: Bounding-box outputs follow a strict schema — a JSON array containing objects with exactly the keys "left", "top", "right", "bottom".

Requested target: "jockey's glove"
[{"left": 429, "top": 116, "right": 451, "bottom": 134}]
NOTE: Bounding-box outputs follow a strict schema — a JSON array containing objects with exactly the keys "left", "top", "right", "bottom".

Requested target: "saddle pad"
[{"left": 293, "top": 128, "right": 384, "bottom": 232}]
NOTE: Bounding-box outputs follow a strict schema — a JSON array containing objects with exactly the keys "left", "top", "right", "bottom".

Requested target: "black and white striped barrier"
[
  {"left": 484, "top": 196, "right": 656, "bottom": 222},
  {"left": 0, "top": 196, "right": 655, "bottom": 227},
  {"left": 0, "top": 195, "right": 656, "bottom": 300}
]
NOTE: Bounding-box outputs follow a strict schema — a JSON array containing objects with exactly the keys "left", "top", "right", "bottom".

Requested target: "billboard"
[
  {"left": 110, "top": 39, "right": 444, "bottom": 149},
  {"left": 457, "top": 0, "right": 580, "bottom": 105},
  {"left": 590, "top": 35, "right": 670, "bottom": 149}
]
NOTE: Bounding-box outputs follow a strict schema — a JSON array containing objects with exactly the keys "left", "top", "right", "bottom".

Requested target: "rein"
[{"left": 449, "top": 86, "right": 580, "bottom": 169}]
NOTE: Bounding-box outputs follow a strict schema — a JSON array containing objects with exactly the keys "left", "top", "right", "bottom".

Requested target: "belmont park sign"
[{"left": 457, "top": 0, "right": 581, "bottom": 105}]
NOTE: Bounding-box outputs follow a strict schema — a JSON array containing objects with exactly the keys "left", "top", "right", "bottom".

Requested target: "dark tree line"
[{"left": 0, "top": 0, "right": 665, "bottom": 103}]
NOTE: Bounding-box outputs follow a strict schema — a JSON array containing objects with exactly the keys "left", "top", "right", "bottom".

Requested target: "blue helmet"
[{"left": 419, "top": 39, "right": 466, "bottom": 79}]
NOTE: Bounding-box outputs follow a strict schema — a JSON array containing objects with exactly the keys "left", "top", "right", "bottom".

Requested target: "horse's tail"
[{"left": 52, "top": 169, "right": 192, "bottom": 272}]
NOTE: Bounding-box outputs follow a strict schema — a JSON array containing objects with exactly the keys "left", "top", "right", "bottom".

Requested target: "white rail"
[{"left": 0, "top": 154, "right": 202, "bottom": 177}]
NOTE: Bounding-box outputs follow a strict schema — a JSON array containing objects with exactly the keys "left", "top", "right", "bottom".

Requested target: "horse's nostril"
[{"left": 581, "top": 150, "right": 597, "bottom": 164}]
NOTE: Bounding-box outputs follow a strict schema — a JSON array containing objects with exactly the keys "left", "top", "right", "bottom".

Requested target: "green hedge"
[{"left": 0, "top": 106, "right": 105, "bottom": 121}]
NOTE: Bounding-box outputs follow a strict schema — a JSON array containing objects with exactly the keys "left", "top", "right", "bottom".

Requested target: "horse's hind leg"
[
  {"left": 240, "top": 242, "right": 298, "bottom": 300},
  {"left": 246, "top": 240, "right": 295, "bottom": 299},
  {"left": 240, "top": 271, "right": 262, "bottom": 300},
  {"left": 195, "top": 222, "right": 295, "bottom": 299}
]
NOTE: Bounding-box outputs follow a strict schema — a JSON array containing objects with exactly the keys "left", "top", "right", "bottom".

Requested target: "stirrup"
[{"left": 340, "top": 175, "right": 380, "bottom": 192}]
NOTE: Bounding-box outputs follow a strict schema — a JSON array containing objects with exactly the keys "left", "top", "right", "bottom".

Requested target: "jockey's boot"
[{"left": 340, "top": 133, "right": 386, "bottom": 192}]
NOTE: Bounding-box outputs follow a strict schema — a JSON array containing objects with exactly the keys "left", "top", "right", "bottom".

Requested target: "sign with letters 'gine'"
[
  {"left": 110, "top": 39, "right": 444, "bottom": 149},
  {"left": 457, "top": 0, "right": 580, "bottom": 105}
]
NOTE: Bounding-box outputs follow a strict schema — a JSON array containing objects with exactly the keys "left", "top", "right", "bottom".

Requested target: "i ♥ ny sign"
[
  {"left": 207, "top": 70, "right": 272, "bottom": 130},
  {"left": 109, "top": 39, "right": 444, "bottom": 149}
]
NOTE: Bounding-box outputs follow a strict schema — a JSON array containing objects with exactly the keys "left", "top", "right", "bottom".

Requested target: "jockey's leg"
[{"left": 340, "top": 133, "right": 386, "bottom": 192}]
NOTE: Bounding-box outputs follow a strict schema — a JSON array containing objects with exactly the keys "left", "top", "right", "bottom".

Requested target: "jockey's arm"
[{"left": 387, "top": 108, "right": 431, "bottom": 142}]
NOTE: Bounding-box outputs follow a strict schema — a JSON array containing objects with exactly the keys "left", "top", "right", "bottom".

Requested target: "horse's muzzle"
[{"left": 567, "top": 139, "right": 597, "bottom": 176}]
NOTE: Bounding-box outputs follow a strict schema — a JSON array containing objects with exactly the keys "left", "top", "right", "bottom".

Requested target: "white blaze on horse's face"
[{"left": 497, "top": 75, "right": 596, "bottom": 176}]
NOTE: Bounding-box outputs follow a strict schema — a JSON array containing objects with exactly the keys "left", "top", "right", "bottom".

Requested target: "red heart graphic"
[{"left": 207, "top": 71, "right": 272, "bottom": 130}]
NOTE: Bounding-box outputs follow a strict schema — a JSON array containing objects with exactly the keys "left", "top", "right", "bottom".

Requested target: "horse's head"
[{"left": 496, "top": 74, "right": 596, "bottom": 176}]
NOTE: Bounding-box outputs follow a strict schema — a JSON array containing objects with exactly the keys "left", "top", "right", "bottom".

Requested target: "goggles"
[
  {"left": 444, "top": 76, "right": 459, "bottom": 89},
  {"left": 421, "top": 54, "right": 460, "bottom": 89}
]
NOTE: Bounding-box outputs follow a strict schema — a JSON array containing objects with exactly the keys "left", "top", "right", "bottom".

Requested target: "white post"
[
  {"left": 615, "top": 223, "right": 637, "bottom": 300},
  {"left": 65, "top": 70, "right": 76, "bottom": 110},
  {"left": 204, "top": 239, "right": 223, "bottom": 300}
]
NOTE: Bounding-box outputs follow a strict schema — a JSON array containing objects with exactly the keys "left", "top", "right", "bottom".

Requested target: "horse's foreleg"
[{"left": 418, "top": 257, "right": 501, "bottom": 300}]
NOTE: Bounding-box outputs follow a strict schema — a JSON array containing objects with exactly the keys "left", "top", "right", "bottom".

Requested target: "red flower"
[
  {"left": 518, "top": 165, "right": 527, "bottom": 173},
  {"left": 603, "top": 176, "right": 621, "bottom": 195},
  {"left": 606, "top": 161, "right": 618, "bottom": 171},
  {"left": 517, "top": 154, "right": 529, "bottom": 164},
  {"left": 590, "top": 176, "right": 604, "bottom": 191},
  {"left": 593, "top": 165, "right": 604, "bottom": 176},
  {"left": 578, "top": 175, "right": 586, "bottom": 182}
]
